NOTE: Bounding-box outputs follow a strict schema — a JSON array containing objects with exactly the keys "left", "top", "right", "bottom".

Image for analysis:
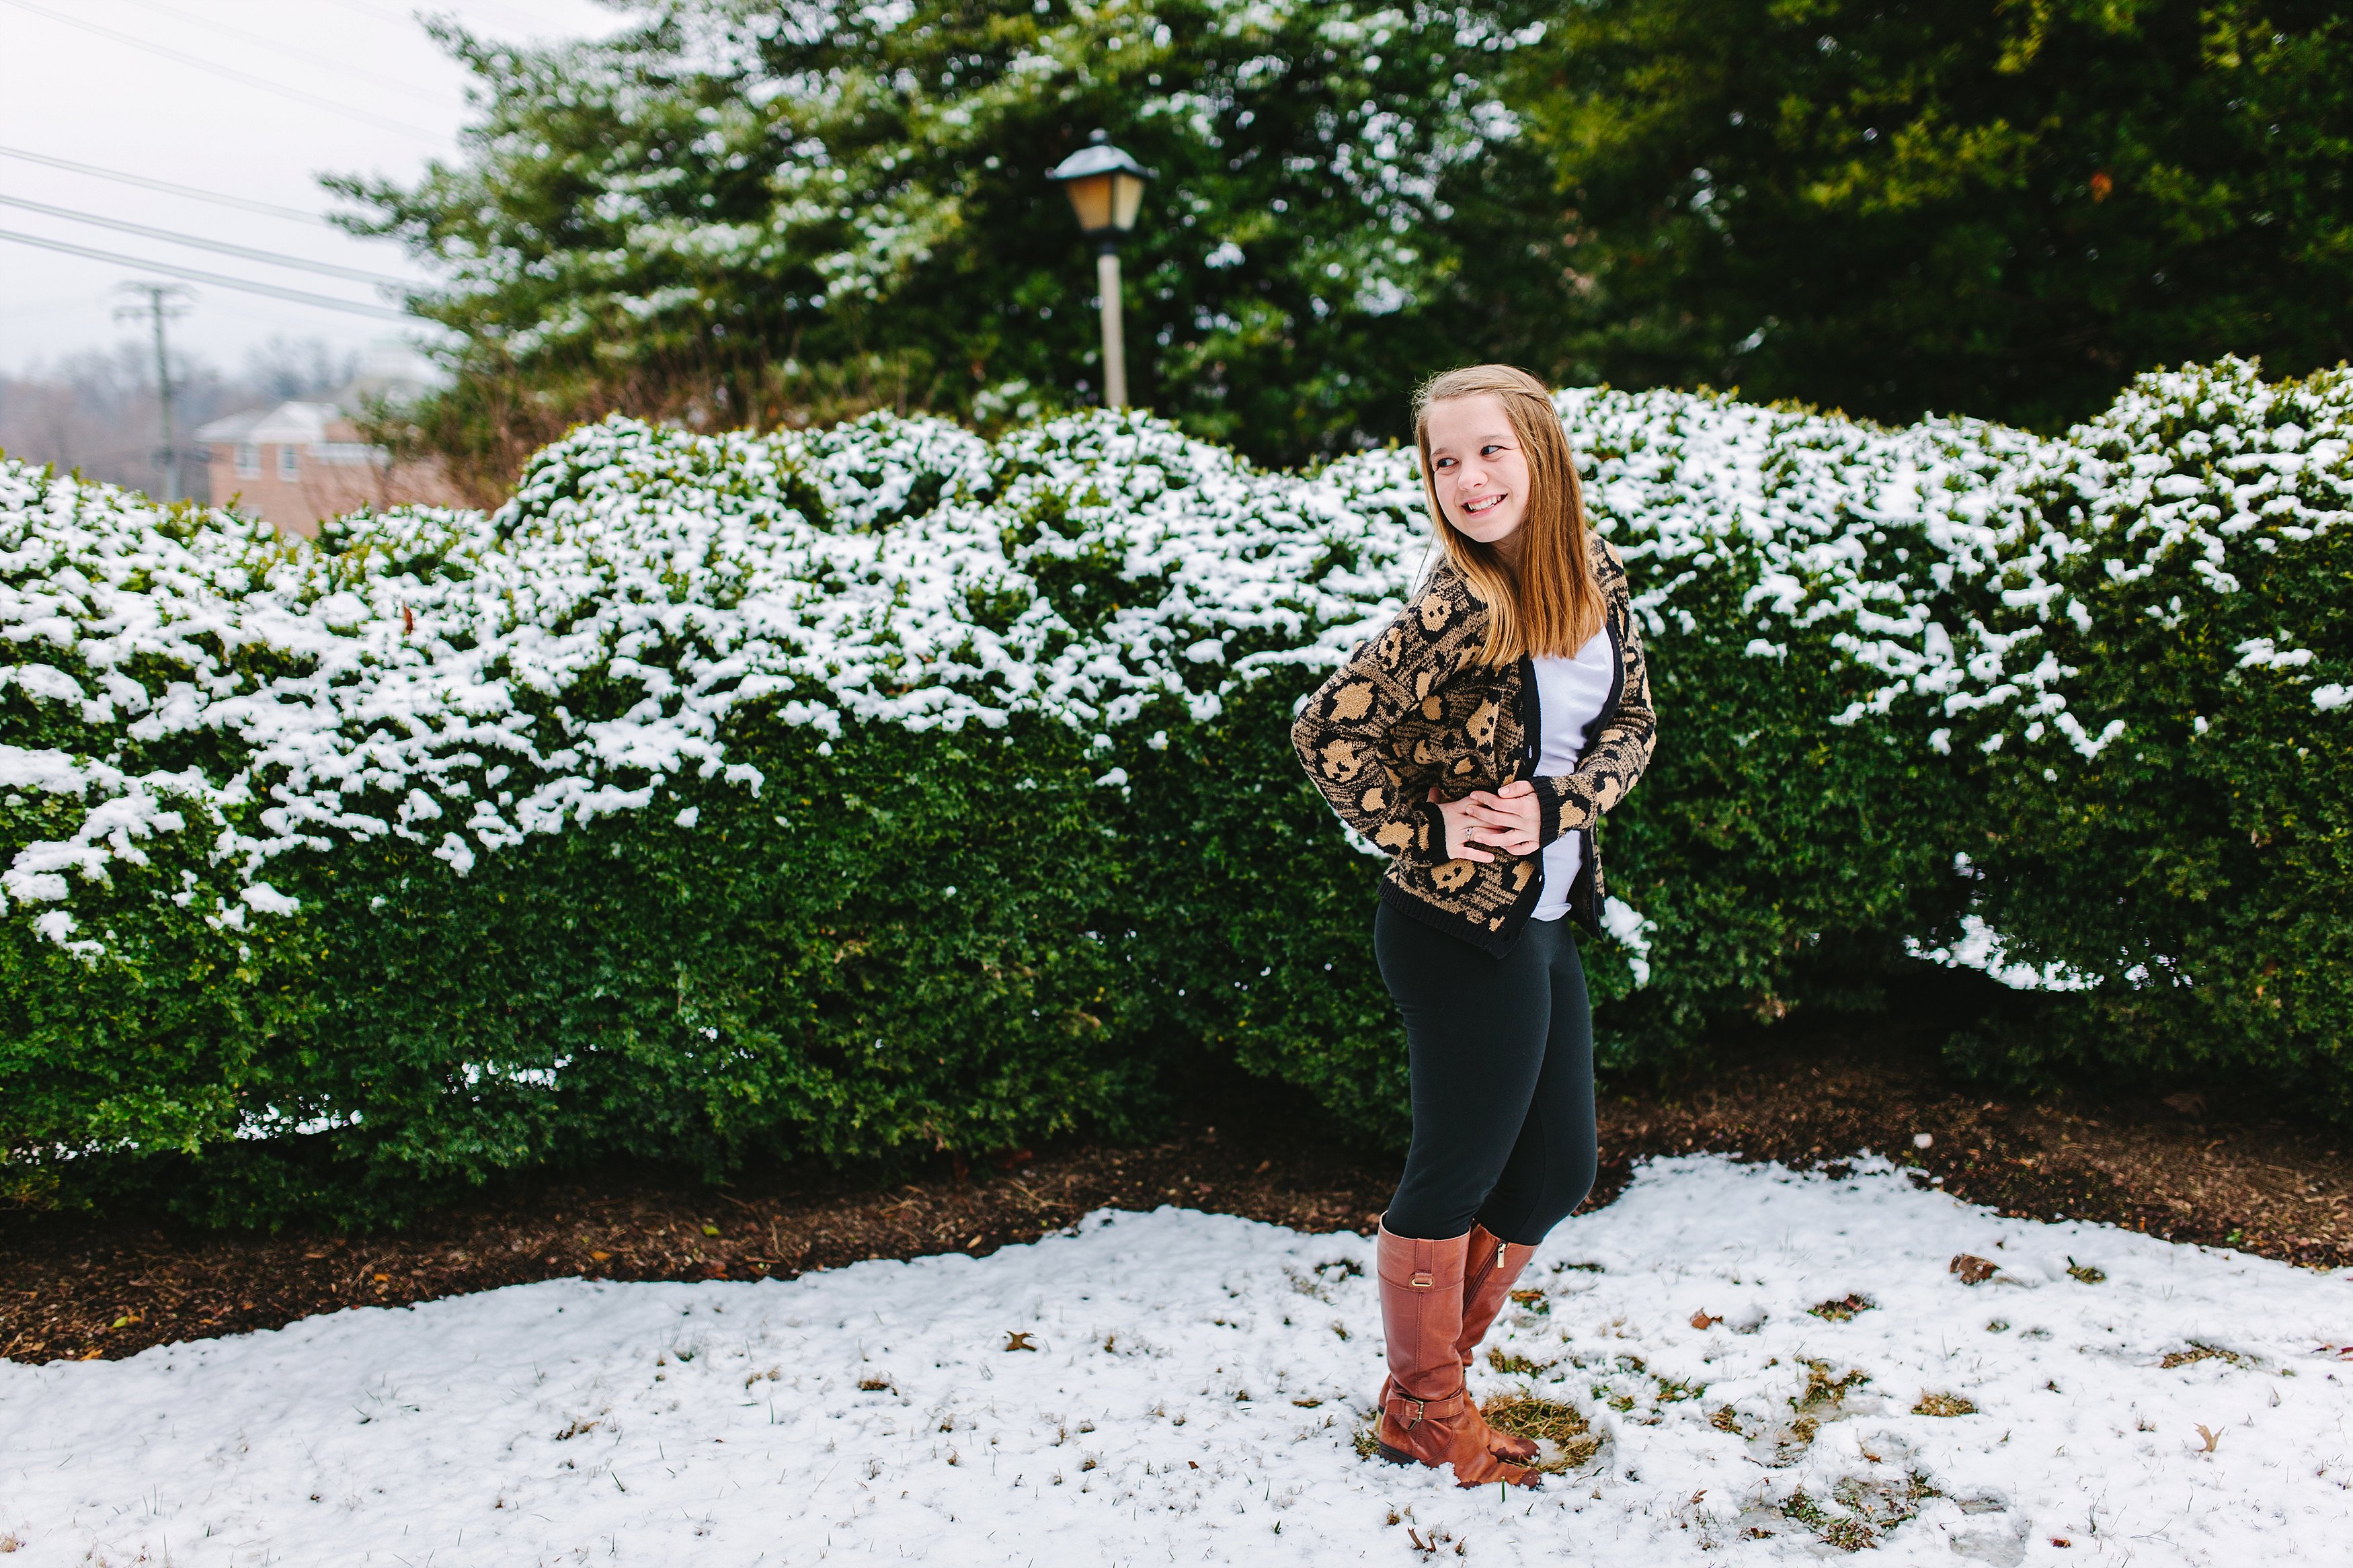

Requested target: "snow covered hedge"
[
  {"left": 1, "top": 357, "right": 2345, "bottom": 1221},
  {"left": 1931, "top": 359, "right": 2353, "bottom": 1094}
]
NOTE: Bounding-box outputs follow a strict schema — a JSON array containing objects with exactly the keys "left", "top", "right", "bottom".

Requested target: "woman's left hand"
[{"left": 1456, "top": 778, "right": 1541, "bottom": 856}]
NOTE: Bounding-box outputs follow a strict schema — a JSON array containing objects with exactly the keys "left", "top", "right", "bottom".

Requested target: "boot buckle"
[{"left": 1409, "top": 1270, "right": 1435, "bottom": 1288}]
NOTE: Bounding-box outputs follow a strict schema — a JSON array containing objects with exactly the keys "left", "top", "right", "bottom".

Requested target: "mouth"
[{"left": 1461, "top": 493, "right": 1507, "bottom": 518}]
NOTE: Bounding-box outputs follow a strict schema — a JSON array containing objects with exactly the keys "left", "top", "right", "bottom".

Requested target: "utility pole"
[{"left": 115, "top": 282, "right": 193, "bottom": 502}]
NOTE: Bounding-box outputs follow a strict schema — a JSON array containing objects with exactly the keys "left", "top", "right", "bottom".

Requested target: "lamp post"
[{"left": 1047, "top": 130, "right": 1153, "bottom": 409}]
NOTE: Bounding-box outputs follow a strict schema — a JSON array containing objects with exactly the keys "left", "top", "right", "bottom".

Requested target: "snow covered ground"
[{"left": 5, "top": 1154, "right": 2349, "bottom": 1565}]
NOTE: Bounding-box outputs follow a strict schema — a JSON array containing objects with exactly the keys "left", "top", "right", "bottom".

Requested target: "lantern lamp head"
[{"left": 1047, "top": 130, "right": 1154, "bottom": 239}]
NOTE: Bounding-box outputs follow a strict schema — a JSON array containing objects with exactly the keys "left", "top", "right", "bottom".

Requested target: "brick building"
[{"left": 194, "top": 386, "right": 463, "bottom": 537}]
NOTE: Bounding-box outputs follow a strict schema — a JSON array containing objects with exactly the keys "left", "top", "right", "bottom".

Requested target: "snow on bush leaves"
[
  {"left": 0, "top": 390, "right": 2009, "bottom": 954},
  {"left": 1933, "top": 358, "right": 2353, "bottom": 1098},
  {"left": 0, "top": 410, "right": 1435, "bottom": 942},
  {"left": 3, "top": 356, "right": 2347, "bottom": 1214}
]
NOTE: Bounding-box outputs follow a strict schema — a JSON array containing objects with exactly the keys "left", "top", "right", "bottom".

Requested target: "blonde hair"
[{"left": 1412, "top": 364, "right": 1602, "bottom": 665}]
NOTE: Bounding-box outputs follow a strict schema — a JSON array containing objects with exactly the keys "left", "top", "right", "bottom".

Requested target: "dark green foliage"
[
  {"left": 1945, "top": 362, "right": 2353, "bottom": 1105},
  {"left": 1515, "top": 0, "right": 2353, "bottom": 430},
  {"left": 61, "top": 718, "right": 1152, "bottom": 1228},
  {"left": 13, "top": 362, "right": 2353, "bottom": 1225},
  {"left": 1110, "top": 673, "right": 1417, "bottom": 1146},
  {"left": 341, "top": 0, "right": 2353, "bottom": 492},
  {"left": 1592, "top": 488, "right": 1970, "bottom": 1066},
  {"left": 0, "top": 866, "right": 290, "bottom": 1208},
  {"left": 337, "top": 0, "right": 1568, "bottom": 490}
]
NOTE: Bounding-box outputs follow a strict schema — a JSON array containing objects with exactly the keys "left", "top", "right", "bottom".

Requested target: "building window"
[
  {"left": 235, "top": 443, "right": 260, "bottom": 478},
  {"left": 278, "top": 444, "right": 299, "bottom": 481}
]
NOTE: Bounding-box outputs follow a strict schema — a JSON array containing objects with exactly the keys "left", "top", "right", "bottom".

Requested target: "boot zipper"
[{"left": 1464, "top": 1238, "right": 1507, "bottom": 1296}]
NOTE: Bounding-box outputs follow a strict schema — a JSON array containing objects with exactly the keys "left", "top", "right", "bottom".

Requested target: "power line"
[
  {"left": 0, "top": 145, "right": 328, "bottom": 226},
  {"left": 0, "top": 230, "right": 418, "bottom": 322},
  {"left": 0, "top": 0, "right": 444, "bottom": 144},
  {"left": 108, "top": 0, "right": 455, "bottom": 105},
  {"left": 0, "top": 194, "right": 415, "bottom": 287},
  {"left": 314, "top": 0, "right": 417, "bottom": 23},
  {"left": 319, "top": 0, "right": 579, "bottom": 36}
]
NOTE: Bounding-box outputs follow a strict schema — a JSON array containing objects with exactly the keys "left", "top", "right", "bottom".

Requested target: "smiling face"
[
  {"left": 1410, "top": 364, "right": 1602, "bottom": 663},
  {"left": 1422, "top": 394, "right": 1531, "bottom": 552}
]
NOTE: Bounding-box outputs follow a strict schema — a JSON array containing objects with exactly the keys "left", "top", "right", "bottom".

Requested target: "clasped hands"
[{"left": 1429, "top": 780, "right": 1540, "bottom": 862}]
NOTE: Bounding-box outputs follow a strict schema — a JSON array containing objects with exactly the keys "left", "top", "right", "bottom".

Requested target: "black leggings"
[{"left": 1377, "top": 902, "right": 1599, "bottom": 1245}]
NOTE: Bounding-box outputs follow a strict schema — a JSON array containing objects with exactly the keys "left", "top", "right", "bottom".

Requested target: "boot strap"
[{"left": 1384, "top": 1389, "right": 1467, "bottom": 1431}]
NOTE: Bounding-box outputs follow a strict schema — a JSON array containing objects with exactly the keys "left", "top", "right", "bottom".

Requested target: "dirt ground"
[{"left": 7, "top": 1022, "right": 2350, "bottom": 1366}]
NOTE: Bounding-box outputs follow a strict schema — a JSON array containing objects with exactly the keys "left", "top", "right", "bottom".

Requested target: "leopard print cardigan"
[{"left": 1290, "top": 533, "right": 1655, "bottom": 956}]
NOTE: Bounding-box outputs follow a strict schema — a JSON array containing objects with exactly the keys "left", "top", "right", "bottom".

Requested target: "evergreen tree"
[
  {"left": 336, "top": 0, "right": 1566, "bottom": 488},
  {"left": 1515, "top": 0, "right": 2353, "bottom": 428}
]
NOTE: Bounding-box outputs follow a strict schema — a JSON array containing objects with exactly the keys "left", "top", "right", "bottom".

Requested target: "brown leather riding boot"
[
  {"left": 1373, "top": 1221, "right": 1540, "bottom": 1488},
  {"left": 1455, "top": 1223, "right": 1541, "bottom": 1462}
]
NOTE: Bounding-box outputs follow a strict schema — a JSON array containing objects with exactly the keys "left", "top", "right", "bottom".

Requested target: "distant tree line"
[
  {"left": 340, "top": 0, "right": 2353, "bottom": 489},
  {"left": 0, "top": 337, "right": 357, "bottom": 503}
]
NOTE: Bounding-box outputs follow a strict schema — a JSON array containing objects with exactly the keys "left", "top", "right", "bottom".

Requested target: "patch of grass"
[
  {"left": 1486, "top": 1347, "right": 1556, "bottom": 1376},
  {"left": 1833, "top": 1471, "right": 1940, "bottom": 1530},
  {"left": 1553, "top": 1260, "right": 1605, "bottom": 1273},
  {"left": 2160, "top": 1342, "right": 2247, "bottom": 1370},
  {"left": 1708, "top": 1404, "right": 1747, "bottom": 1436},
  {"left": 1794, "top": 1358, "right": 1872, "bottom": 1412},
  {"left": 1289, "top": 1257, "right": 1365, "bottom": 1303},
  {"left": 1654, "top": 1372, "right": 1707, "bottom": 1403},
  {"left": 1808, "top": 1292, "right": 1876, "bottom": 1322},
  {"left": 1774, "top": 1471, "right": 1942, "bottom": 1553},
  {"left": 1751, "top": 1359, "right": 1876, "bottom": 1464},
  {"left": 2065, "top": 1257, "right": 2107, "bottom": 1284},
  {"left": 1509, "top": 1288, "right": 1550, "bottom": 1315},
  {"left": 1481, "top": 1393, "right": 1603, "bottom": 1472},
  {"left": 1351, "top": 1415, "right": 1382, "bottom": 1460},
  {"left": 1911, "top": 1391, "right": 1976, "bottom": 1417},
  {"left": 1774, "top": 1413, "right": 1821, "bottom": 1461},
  {"left": 856, "top": 1375, "right": 894, "bottom": 1393},
  {"left": 1782, "top": 1489, "right": 1876, "bottom": 1553}
]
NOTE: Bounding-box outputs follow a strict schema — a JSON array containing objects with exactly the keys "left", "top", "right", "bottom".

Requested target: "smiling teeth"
[{"left": 1464, "top": 495, "right": 1503, "bottom": 513}]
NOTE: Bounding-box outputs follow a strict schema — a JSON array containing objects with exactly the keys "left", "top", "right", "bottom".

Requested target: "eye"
[
  {"left": 1480, "top": 444, "right": 1505, "bottom": 457},
  {"left": 1433, "top": 456, "right": 1455, "bottom": 469}
]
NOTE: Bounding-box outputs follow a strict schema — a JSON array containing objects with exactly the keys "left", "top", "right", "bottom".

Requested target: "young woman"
[{"left": 1291, "top": 364, "right": 1657, "bottom": 1487}]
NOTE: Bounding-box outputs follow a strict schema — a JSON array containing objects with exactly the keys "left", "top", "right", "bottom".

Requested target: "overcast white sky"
[{"left": 0, "top": 0, "right": 629, "bottom": 377}]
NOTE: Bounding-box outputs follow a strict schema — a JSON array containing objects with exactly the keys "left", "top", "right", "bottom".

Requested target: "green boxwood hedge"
[
  {"left": 1933, "top": 360, "right": 2353, "bottom": 1105},
  {"left": 1, "top": 356, "right": 2345, "bottom": 1222}
]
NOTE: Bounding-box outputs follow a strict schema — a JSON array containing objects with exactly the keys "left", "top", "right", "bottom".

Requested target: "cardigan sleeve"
[
  {"left": 1290, "top": 583, "right": 1474, "bottom": 860},
  {"left": 1527, "top": 557, "right": 1657, "bottom": 848}
]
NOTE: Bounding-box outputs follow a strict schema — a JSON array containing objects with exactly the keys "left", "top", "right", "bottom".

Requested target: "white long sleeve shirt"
[{"left": 1529, "top": 628, "right": 1616, "bottom": 921}]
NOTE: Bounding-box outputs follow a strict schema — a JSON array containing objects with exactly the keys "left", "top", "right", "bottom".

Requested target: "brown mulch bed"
[{"left": 7, "top": 1023, "right": 2350, "bottom": 1366}]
